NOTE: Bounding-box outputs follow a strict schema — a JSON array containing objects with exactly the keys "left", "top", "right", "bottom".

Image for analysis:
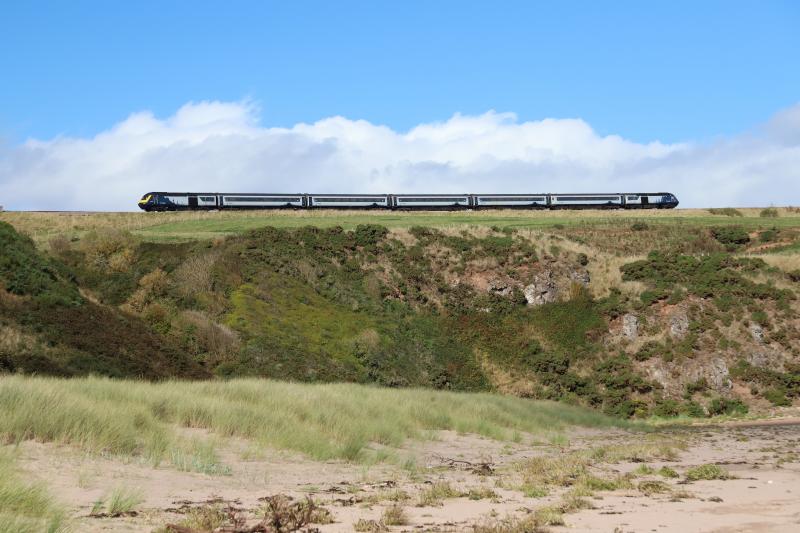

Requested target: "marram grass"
[
  {"left": 0, "top": 449, "right": 66, "bottom": 533},
  {"left": 0, "top": 376, "right": 625, "bottom": 464}
]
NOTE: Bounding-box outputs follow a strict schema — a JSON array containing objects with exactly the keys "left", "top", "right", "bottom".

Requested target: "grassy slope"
[{"left": 0, "top": 221, "right": 207, "bottom": 378}]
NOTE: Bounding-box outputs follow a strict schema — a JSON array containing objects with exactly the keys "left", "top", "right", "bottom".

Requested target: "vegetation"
[
  {"left": 0, "top": 449, "right": 66, "bottom": 533},
  {"left": 0, "top": 376, "right": 623, "bottom": 464},
  {"left": 708, "top": 208, "right": 743, "bottom": 217},
  {"left": 684, "top": 464, "right": 732, "bottom": 481}
]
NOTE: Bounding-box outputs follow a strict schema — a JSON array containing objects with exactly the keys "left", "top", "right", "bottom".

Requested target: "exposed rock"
[
  {"left": 570, "top": 269, "right": 591, "bottom": 286},
  {"left": 669, "top": 313, "right": 689, "bottom": 339},
  {"left": 748, "top": 350, "right": 785, "bottom": 372},
  {"left": 523, "top": 271, "right": 558, "bottom": 306},
  {"left": 749, "top": 323, "right": 764, "bottom": 344},
  {"left": 707, "top": 358, "right": 732, "bottom": 390},
  {"left": 487, "top": 278, "right": 514, "bottom": 297},
  {"left": 622, "top": 314, "right": 639, "bottom": 340},
  {"left": 647, "top": 365, "right": 669, "bottom": 390}
]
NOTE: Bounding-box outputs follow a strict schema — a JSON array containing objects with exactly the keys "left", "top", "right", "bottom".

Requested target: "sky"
[{"left": 1, "top": 0, "right": 799, "bottom": 210}]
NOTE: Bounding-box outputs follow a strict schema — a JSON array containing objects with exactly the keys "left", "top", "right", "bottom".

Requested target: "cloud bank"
[{"left": 1, "top": 101, "right": 799, "bottom": 210}]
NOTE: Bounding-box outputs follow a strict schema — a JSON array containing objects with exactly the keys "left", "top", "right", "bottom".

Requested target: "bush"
[
  {"left": 0, "top": 222, "right": 82, "bottom": 306},
  {"left": 707, "top": 397, "right": 748, "bottom": 416},
  {"left": 711, "top": 227, "right": 750, "bottom": 247},
  {"left": 708, "top": 208, "right": 743, "bottom": 217},
  {"left": 631, "top": 222, "right": 649, "bottom": 231},
  {"left": 760, "top": 207, "right": 779, "bottom": 218},
  {"left": 763, "top": 387, "right": 791, "bottom": 407},
  {"left": 685, "top": 464, "right": 732, "bottom": 481},
  {"left": 758, "top": 229, "right": 778, "bottom": 243}
]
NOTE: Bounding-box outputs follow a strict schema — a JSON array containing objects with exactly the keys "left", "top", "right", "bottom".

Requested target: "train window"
[
  {"left": 314, "top": 197, "right": 385, "bottom": 202},
  {"left": 556, "top": 196, "right": 619, "bottom": 201},
  {"left": 627, "top": 196, "right": 639, "bottom": 200},
  {"left": 225, "top": 196, "right": 300, "bottom": 202},
  {"left": 397, "top": 197, "right": 466, "bottom": 202},
  {"left": 200, "top": 197, "right": 215, "bottom": 202},
  {"left": 479, "top": 197, "right": 544, "bottom": 202}
]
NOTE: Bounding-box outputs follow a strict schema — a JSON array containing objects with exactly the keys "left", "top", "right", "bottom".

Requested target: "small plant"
[
  {"left": 657, "top": 466, "right": 679, "bottom": 478},
  {"left": 417, "top": 481, "right": 460, "bottom": 506},
  {"left": 631, "top": 221, "right": 649, "bottom": 231},
  {"left": 760, "top": 207, "right": 779, "bottom": 218},
  {"left": 685, "top": 464, "right": 732, "bottom": 481},
  {"left": 381, "top": 504, "right": 409, "bottom": 526},
  {"left": 466, "top": 486, "right": 498, "bottom": 500},
  {"left": 520, "top": 484, "right": 548, "bottom": 498},
  {"left": 354, "top": 518, "right": 388, "bottom": 532},
  {"left": 106, "top": 486, "right": 145, "bottom": 516},
  {"left": 638, "top": 480, "right": 671, "bottom": 496},
  {"left": 533, "top": 506, "right": 565, "bottom": 526}
]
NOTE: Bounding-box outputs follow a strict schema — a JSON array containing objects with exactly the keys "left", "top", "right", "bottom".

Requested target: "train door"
[
  {"left": 641, "top": 196, "right": 649, "bottom": 206},
  {"left": 188, "top": 196, "right": 198, "bottom": 208}
]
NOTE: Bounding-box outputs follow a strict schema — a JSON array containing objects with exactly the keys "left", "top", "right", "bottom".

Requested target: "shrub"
[
  {"left": 685, "top": 464, "right": 732, "bottom": 481},
  {"left": 750, "top": 310, "right": 769, "bottom": 327},
  {"left": 758, "top": 229, "right": 778, "bottom": 243},
  {"left": 760, "top": 207, "right": 779, "bottom": 218},
  {"left": 763, "top": 387, "right": 791, "bottom": 407},
  {"left": 381, "top": 504, "right": 409, "bottom": 526},
  {"left": 0, "top": 221, "right": 82, "bottom": 306},
  {"left": 631, "top": 222, "right": 649, "bottom": 231},
  {"left": 635, "top": 341, "right": 664, "bottom": 361},
  {"left": 707, "top": 397, "right": 748, "bottom": 416},
  {"left": 711, "top": 227, "right": 749, "bottom": 247},
  {"left": 708, "top": 208, "right": 743, "bottom": 217}
]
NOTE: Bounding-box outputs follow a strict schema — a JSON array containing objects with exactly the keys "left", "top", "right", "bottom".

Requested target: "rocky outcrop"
[
  {"left": 707, "top": 358, "right": 732, "bottom": 390},
  {"left": 669, "top": 312, "right": 689, "bottom": 339},
  {"left": 487, "top": 278, "right": 517, "bottom": 297},
  {"left": 749, "top": 323, "right": 764, "bottom": 344},
  {"left": 524, "top": 271, "right": 558, "bottom": 306},
  {"left": 622, "top": 314, "right": 639, "bottom": 340},
  {"left": 570, "top": 269, "right": 591, "bottom": 286},
  {"left": 748, "top": 350, "right": 785, "bottom": 372}
]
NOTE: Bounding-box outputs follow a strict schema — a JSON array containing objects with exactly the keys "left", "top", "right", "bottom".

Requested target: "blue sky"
[
  {"left": 1, "top": 1, "right": 799, "bottom": 210},
  {"left": 2, "top": 1, "right": 798, "bottom": 143}
]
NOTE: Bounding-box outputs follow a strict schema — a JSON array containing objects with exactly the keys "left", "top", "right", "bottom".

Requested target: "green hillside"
[{"left": 1, "top": 211, "right": 799, "bottom": 418}]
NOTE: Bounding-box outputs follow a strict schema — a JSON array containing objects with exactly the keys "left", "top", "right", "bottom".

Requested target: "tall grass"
[
  {"left": 0, "top": 449, "right": 66, "bottom": 533},
  {"left": 0, "top": 376, "right": 625, "bottom": 464}
]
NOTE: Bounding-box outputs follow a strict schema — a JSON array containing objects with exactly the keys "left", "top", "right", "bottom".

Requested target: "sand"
[{"left": 7, "top": 421, "right": 800, "bottom": 532}]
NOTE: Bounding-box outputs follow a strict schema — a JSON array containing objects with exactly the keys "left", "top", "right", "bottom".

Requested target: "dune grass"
[
  {"left": 0, "top": 376, "right": 625, "bottom": 466},
  {"left": 0, "top": 449, "right": 66, "bottom": 533}
]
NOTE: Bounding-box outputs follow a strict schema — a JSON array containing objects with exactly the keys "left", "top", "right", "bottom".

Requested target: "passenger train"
[{"left": 138, "top": 192, "right": 679, "bottom": 211}]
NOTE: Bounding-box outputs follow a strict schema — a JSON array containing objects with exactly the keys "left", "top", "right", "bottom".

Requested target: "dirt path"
[{"left": 9, "top": 423, "right": 800, "bottom": 532}]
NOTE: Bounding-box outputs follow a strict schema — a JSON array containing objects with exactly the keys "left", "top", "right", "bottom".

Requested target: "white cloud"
[{"left": 1, "top": 101, "right": 799, "bottom": 210}]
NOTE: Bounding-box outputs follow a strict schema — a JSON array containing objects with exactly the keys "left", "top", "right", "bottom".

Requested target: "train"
[{"left": 137, "top": 192, "right": 679, "bottom": 211}]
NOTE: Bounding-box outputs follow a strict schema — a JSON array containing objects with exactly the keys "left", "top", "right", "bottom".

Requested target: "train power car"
[{"left": 138, "top": 192, "right": 678, "bottom": 211}]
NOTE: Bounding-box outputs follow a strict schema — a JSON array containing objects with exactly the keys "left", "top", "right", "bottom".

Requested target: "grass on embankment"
[
  {"left": 0, "top": 376, "right": 626, "bottom": 465},
  {"left": 0, "top": 449, "right": 66, "bottom": 533},
  {"left": 4, "top": 207, "right": 800, "bottom": 245}
]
